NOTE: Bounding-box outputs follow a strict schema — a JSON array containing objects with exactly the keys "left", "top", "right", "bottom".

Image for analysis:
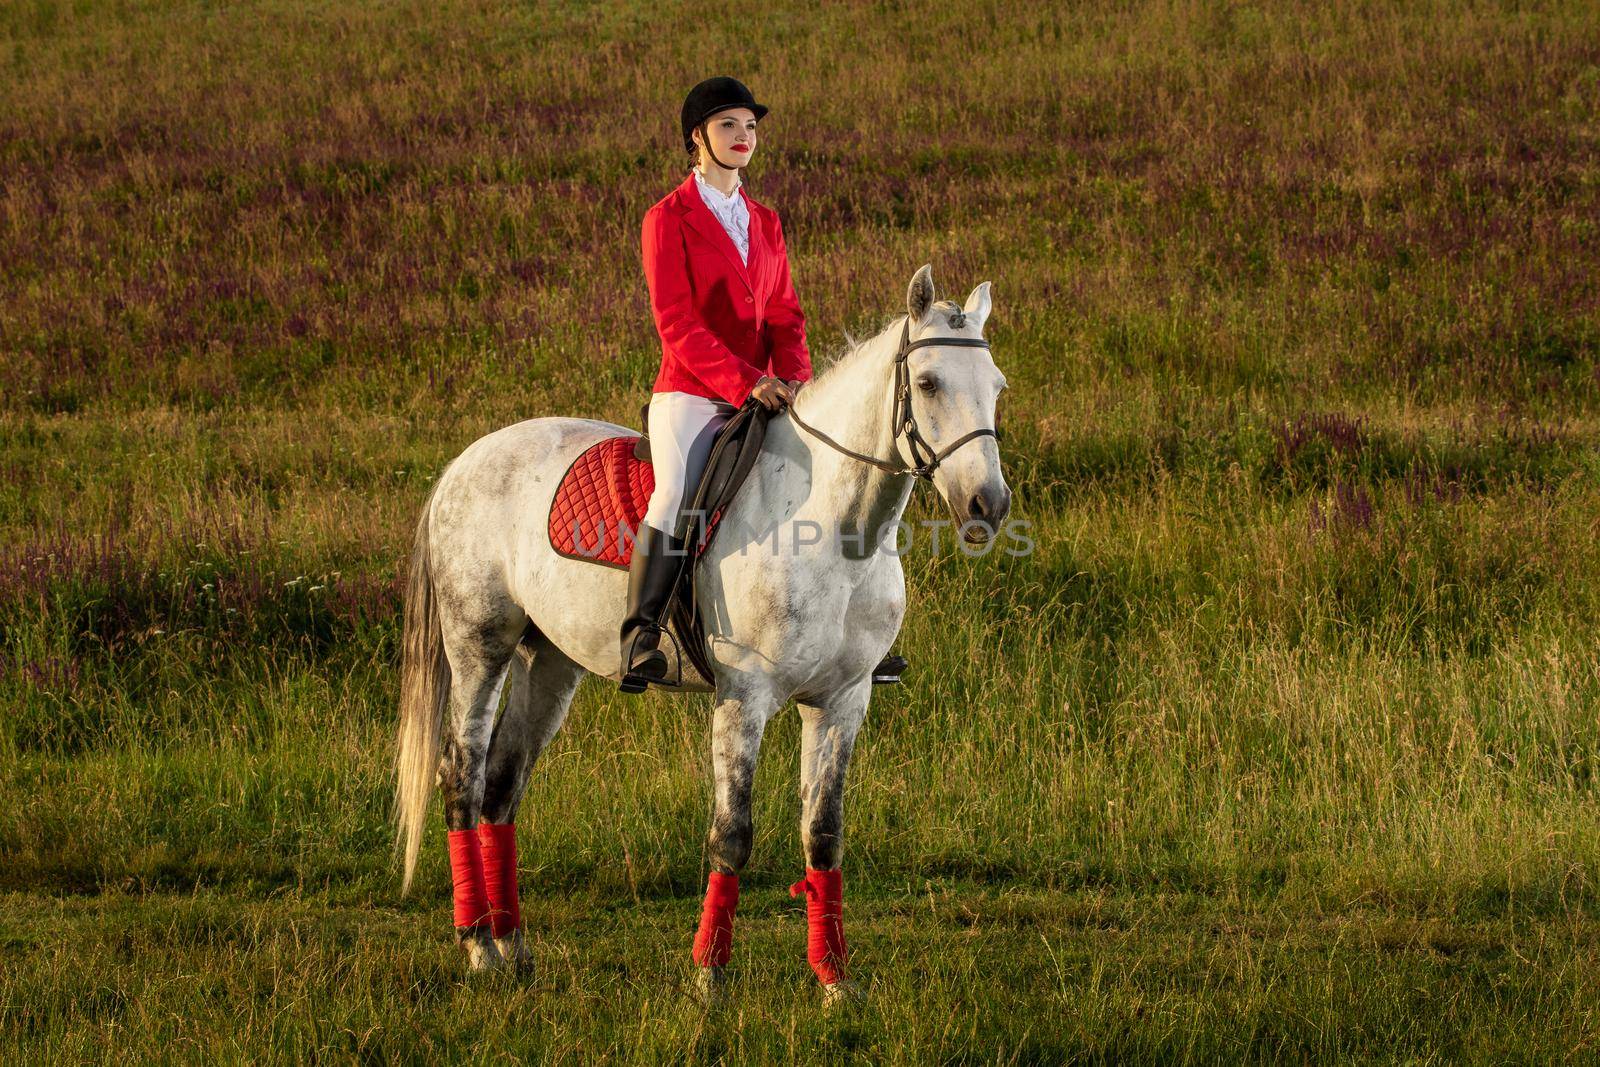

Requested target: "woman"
[{"left": 621, "top": 76, "right": 906, "bottom": 692}]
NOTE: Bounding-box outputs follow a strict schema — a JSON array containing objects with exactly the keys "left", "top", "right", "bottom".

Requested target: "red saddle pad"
[
  {"left": 548, "top": 436, "right": 654, "bottom": 569},
  {"left": 549, "top": 435, "right": 728, "bottom": 569}
]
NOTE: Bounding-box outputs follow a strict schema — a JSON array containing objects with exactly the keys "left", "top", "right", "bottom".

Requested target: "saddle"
[{"left": 547, "top": 397, "right": 774, "bottom": 687}]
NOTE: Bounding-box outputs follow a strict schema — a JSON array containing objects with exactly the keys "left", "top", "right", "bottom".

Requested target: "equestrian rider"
[{"left": 621, "top": 76, "right": 907, "bottom": 692}]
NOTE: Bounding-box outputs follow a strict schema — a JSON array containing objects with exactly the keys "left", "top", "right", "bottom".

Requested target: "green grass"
[
  {"left": 4, "top": 0, "right": 1600, "bottom": 1061},
  {"left": 7, "top": 885, "right": 1598, "bottom": 1063}
]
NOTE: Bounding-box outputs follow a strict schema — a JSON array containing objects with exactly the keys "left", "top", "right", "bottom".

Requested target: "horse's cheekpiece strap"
[{"left": 787, "top": 318, "right": 1000, "bottom": 480}]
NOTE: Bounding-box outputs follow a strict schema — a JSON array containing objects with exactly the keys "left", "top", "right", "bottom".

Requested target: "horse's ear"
[
  {"left": 906, "top": 264, "right": 936, "bottom": 324},
  {"left": 963, "top": 281, "right": 992, "bottom": 332}
]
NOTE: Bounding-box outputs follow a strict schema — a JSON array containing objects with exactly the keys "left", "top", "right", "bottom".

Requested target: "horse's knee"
[{"left": 707, "top": 810, "right": 754, "bottom": 873}]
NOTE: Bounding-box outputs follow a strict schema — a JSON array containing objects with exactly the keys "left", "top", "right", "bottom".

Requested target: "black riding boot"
[{"left": 619, "top": 522, "right": 688, "bottom": 693}]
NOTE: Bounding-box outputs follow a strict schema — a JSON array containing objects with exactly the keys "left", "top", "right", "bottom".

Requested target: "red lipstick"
[{"left": 732, "top": 144, "right": 750, "bottom": 152}]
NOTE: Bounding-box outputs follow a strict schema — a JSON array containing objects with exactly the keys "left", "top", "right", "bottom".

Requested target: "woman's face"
[{"left": 695, "top": 107, "right": 758, "bottom": 168}]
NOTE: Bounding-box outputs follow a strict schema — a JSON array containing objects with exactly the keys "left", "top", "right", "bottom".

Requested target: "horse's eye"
[{"left": 917, "top": 377, "right": 937, "bottom": 394}]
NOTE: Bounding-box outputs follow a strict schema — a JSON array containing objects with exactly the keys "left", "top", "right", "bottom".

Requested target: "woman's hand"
[{"left": 750, "top": 375, "right": 796, "bottom": 411}]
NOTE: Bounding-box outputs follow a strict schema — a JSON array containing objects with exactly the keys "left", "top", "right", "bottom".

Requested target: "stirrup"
[
  {"left": 619, "top": 670, "right": 658, "bottom": 695},
  {"left": 871, "top": 653, "right": 908, "bottom": 685},
  {"left": 620, "top": 628, "right": 669, "bottom": 693}
]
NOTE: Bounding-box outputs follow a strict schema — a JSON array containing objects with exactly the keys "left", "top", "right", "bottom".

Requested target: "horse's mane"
[
  {"left": 806, "top": 312, "right": 908, "bottom": 392},
  {"left": 806, "top": 299, "right": 966, "bottom": 390}
]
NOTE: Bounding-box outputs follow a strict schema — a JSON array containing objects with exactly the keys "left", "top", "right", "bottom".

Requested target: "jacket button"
[{"left": 744, "top": 296, "right": 753, "bottom": 303}]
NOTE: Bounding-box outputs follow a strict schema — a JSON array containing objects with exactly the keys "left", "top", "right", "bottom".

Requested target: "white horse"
[{"left": 394, "top": 264, "right": 1010, "bottom": 1001}]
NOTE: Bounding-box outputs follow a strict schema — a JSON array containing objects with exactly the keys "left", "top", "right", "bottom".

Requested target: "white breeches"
[{"left": 643, "top": 391, "right": 737, "bottom": 537}]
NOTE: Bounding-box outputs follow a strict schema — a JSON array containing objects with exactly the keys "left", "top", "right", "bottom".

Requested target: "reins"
[{"left": 784, "top": 315, "right": 999, "bottom": 481}]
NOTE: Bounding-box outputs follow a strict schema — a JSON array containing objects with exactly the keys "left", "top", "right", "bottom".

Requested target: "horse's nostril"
[{"left": 969, "top": 487, "right": 1010, "bottom": 527}]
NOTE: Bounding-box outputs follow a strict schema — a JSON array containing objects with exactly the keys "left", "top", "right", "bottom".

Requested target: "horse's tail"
[{"left": 395, "top": 481, "right": 450, "bottom": 895}]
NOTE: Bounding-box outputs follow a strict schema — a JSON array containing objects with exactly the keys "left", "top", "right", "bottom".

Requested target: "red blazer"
[{"left": 640, "top": 171, "right": 812, "bottom": 408}]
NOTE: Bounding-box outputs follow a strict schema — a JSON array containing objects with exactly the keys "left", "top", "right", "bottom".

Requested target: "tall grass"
[{"left": 2, "top": 0, "right": 1599, "bottom": 1060}]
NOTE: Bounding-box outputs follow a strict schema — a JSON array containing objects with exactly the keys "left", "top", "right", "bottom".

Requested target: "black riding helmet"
[{"left": 680, "top": 76, "right": 768, "bottom": 170}]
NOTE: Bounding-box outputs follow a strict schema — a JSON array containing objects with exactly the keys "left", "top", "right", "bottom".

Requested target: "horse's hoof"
[
  {"left": 494, "top": 928, "right": 534, "bottom": 973},
  {"left": 821, "top": 978, "right": 865, "bottom": 1010},
  {"left": 691, "top": 965, "right": 728, "bottom": 1008},
  {"left": 459, "top": 928, "right": 505, "bottom": 972}
]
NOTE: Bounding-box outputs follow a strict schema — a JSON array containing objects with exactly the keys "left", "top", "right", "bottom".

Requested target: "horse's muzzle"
[{"left": 958, "top": 483, "right": 1010, "bottom": 543}]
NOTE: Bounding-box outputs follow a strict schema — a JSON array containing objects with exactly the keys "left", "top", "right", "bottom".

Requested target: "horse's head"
[{"left": 897, "top": 264, "right": 1011, "bottom": 544}]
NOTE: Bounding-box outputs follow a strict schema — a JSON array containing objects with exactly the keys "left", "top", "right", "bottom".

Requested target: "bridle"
[{"left": 784, "top": 315, "right": 1000, "bottom": 481}]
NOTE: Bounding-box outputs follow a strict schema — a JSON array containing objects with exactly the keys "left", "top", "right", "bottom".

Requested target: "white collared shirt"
[{"left": 693, "top": 169, "right": 750, "bottom": 265}]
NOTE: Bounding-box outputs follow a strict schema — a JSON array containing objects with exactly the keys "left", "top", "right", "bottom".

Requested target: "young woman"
[{"left": 621, "top": 76, "right": 905, "bottom": 692}]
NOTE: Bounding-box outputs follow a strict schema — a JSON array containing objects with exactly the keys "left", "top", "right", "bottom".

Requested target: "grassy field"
[{"left": 4, "top": 0, "right": 1600, "bottom": 1061}]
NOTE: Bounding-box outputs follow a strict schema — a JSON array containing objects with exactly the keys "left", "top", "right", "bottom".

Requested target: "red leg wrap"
[
  {"left": 447, "top": 828, "right": 492, "bottom": 930},
  {"left": 690, "top": 871, "right": 740, "bottom": 967},
  {"left": 477, "top": 821, "right": 520, "bottom": 938},
  {"left": 789, "top": 867, "right": 847, "bottom": 984}
]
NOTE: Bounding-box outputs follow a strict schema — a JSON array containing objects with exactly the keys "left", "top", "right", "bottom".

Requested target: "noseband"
[{"left": 785, "top": 316, "right": 999, "bottom": 481}]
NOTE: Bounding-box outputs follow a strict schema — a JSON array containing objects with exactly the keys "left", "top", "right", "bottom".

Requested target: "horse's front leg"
[
  {"left": 794, "top": 677, "right": 870, "bottom": 1006},
  {"left": 690, "top": 682, "right": 780, "bottom": 1003}
]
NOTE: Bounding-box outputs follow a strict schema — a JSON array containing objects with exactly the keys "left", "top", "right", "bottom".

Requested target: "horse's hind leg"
[
  {"left": 438, "top": 606, "right": 525, "bottom": 971},
  {"left": 478, "top": 626, "right": 585, "bottom": 970}
]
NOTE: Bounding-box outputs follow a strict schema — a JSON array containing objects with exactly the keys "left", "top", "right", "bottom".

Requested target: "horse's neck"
[{"left": 766, "top": 324, "right": 915, "bottom": 553}]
